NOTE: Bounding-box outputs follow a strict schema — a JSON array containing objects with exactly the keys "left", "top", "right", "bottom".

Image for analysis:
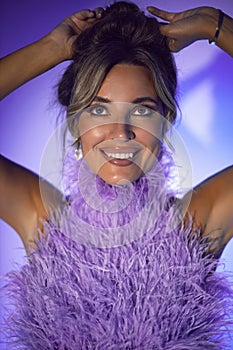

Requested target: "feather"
[{"left": 2, "top": 154, "right": 233, "bottom": 349}]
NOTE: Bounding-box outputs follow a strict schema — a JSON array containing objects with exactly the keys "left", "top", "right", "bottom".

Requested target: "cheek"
[
  {"left": 133, "top": 116, "right": 164, "bottom": 145},
  {"left": 80, "top": 127, "right": 106, "bottom": 154},
  {"left": 136, "top": 128, "right": 161, "bottom": 151}
]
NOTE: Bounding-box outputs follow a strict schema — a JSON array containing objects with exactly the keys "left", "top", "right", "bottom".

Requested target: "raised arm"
[
  {"left": 0, "top": 8, "right": 103, "bottom": 100},
  {"left": 0, "top": 155, "right": 67, "bottom": 249},
  {"left": 148, "top": 5, "right": 233, "bottom": 257},
  {"left": 0, "top": 8, "right": 103, "bottom": 247},
  {"left": 182, "top": 166, "right": 233, "bottom": 259}
]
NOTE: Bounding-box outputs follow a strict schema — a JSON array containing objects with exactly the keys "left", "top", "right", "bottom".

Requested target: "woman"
[{"left": 0, "top": 1, "right": 233, "bottom": 348}]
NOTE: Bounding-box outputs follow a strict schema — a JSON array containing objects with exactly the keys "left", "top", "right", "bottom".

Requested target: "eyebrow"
[{"left": 93, "top": 96, "right": 158, "bottom": 105}]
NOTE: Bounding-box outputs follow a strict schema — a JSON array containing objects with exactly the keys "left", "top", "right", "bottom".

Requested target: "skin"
[
  {"left": 79, "top": 64, "right": 164, "bottom": 185},
  {"left": 0, "top": 5, "right": 232, "bottom": 258},
  {"left": 147, "top": 6, "right": 233, "bottom": 57}
]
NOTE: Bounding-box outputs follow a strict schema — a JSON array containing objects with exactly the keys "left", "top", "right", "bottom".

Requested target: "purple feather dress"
[{"left": 2, "top": 153, "right": 233, "bottom": 349}]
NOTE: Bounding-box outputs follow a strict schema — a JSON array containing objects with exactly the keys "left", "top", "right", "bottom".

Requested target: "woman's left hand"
[{"left": 147, "top": 6, "right": 218, "bottom": 52}]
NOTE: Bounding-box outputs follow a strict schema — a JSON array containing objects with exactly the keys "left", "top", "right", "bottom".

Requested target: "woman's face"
[{"left": 78, "top": 64, "right": 165, "bottom": 184}]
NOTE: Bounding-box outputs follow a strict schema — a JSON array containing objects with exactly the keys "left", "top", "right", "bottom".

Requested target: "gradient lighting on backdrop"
[{"left": 0, "top": 0, "right": 233, "bottom": 347}]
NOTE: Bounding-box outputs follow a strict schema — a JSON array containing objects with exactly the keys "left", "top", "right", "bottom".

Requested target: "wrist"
[
  {"left": 39, "top": 34, "right": 71, "bottom": 64},
  {"left": 208, "top": 9, "right": 224, "bottom": 44},
  {"left": 204, "top": 8, "right": 221, "bottom": 42}
]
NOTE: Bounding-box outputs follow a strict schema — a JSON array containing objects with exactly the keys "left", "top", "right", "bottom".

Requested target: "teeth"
[{"left": 104, "top": 151, "right": 134, "bottom": 159}]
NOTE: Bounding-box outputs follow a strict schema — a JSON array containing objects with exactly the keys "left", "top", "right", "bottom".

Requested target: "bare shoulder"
[{"left": 182, "top": 166, "right": 233, "bottom": 258}]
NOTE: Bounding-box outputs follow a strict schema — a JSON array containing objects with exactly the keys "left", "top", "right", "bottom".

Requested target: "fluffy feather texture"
[{"left": 2, "top": 154, "right": 233, "bottom": 349}]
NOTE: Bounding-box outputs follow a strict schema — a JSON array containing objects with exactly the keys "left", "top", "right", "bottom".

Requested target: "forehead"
[{"left": 97, "top": 64, "right": 157, "bottom": 102}]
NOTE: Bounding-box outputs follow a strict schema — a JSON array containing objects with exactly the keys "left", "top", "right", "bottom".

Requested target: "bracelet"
[{"left": 209, "top": 9, "right": 224, "bottom": 45}]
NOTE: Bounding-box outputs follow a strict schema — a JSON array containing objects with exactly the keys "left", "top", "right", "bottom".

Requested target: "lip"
[
  {"left": 95, "top": 140, "right": 143, "bottom": 166},
  {"left": 100, "top": 146, "right": 141, "bottom": 153},
  {"left": 100, "top": 148, "right": 141, "bottom": 166},
  {"left": 101, "top": 151, "right": 134, "bottom": 166}
]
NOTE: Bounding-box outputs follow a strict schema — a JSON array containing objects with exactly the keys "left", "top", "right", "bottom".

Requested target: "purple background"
[{"left": 1, "top": 0, "right": 233, "bottom": 347}]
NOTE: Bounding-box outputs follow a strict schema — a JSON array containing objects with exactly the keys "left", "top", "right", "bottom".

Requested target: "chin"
[{"left": 97, "top": 165, "right": 145, "bottom": 185}]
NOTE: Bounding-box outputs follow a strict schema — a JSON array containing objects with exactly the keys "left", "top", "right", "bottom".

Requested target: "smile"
[{"left": 103, "top": 151, "right": 134, "bottom": 159}]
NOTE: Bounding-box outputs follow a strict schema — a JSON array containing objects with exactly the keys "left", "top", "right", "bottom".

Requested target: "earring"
[{"left": 73, "top": 138, "right": 83, "bottom": 161}]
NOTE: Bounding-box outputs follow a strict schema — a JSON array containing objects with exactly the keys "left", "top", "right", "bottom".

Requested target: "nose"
[{"left": 108, "top": 122, "right": 135, "bottom": 140}]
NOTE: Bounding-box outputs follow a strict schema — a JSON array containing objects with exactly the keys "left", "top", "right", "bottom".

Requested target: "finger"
[
  {"left": 166, "top": 38, "right": 179, "bottom": 52},
  {"left": 158, "top": 23, "right": 172, "bottom": 36},
  {"left": 153, "top": 21, "right": 174, "bottom": 39},
  {"left": 70, "top": 9, "right": 101, "bottom": 27},
  {"left": 74, "top": 9, "right": 97, "bottom": 20},
  {"left": 156, "top": 24, "right": 180, "bottom": 51},
  {"left": 93, "top": 7, "right": 104, "bottom": 18},
  {"left": 147, "top": 6, "right": 177, "bottom": 22},
  {"left": 167, "top": 37, "right": 195, "bottom": 53}
]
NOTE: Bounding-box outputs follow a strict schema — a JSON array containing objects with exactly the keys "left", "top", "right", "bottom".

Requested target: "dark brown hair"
[{"left": 58, "top": 1, "right": 178, "bottom": 129}]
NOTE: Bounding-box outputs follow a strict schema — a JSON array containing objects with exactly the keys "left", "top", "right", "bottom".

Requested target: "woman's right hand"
[
  {"left": 47, "top": 8, "right": 104, "bottom": 60},
  {"left": 0, "top": 8, "right": 104, "bottom": 100}
]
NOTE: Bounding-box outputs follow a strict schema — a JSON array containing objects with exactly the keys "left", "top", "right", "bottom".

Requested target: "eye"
[
  {"left": 131, "top": 105, "right": 154, "bottom": 117},
  {"left": 89, "top": 104, "right": 109, "bottom": 116}
]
